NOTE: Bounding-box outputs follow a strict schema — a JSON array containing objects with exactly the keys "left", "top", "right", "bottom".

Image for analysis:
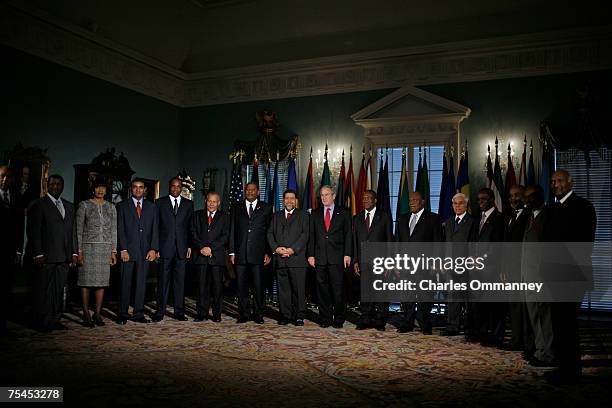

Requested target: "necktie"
[
  {"left": 1, "top": 190, "right": 9, "bottom": 206},
  {"left": 286, "top": 211, "right": 292, "bottom": 223},
  {"left": 409, "top": 213, "right": 417, "bottom": 235},
  {"left": 325, "top": 208, "right": 331, "bottom": 232},
  {"left": 365, "top": 211, "right": 371, "bottom": 231},
  {"left": 55, "top": 198, "right": 65, "bottom": 219},
  {"left": 137, "top": 201, "right": 142, "bottom": 219},
  {"left": 479, "top": 212, "right": 487, "bottom": 232},
  {"left": 173, "top": 198, "right": 178, "bottom": 215},
  {"left": 249, "top": 203, "right": 254, "bottom": 218},
  {"left": 208, "top": 213, "right": 213, "bottom": 225},
  {"left": 454, "top": 216, "right": 461, "bottom": 232}
]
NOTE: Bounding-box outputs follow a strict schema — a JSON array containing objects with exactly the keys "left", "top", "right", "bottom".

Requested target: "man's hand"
[
  {"left": 186, "top": 248, "right": 192, "bottom": 259},
  {"left": 343, "top": 256, "right": 351, "bottom": 268},
  {"left": 229, "top": 254, "right": 235, "bottom": 265},
  {"left": 69, "top": 255, "right": 78, "bottom": 268},
  {"left": 110, "top": 252, "right": 117, "bottom": 266},
  {"left": 275, "top": 246, "right": 287, "bottom": 256},
  {"left": 264, "top": 254, "right": 271, "bottom": 266},
  {"left": 284, "top": 248, "right": 295, "bottom": 257},
  {"left": 354, "top": 262, "right": 360, "bottom": 276},
  {"left": 34, "top": 256, "right": 45, "bottom": 267},
  {"left": 201, "top": 247, "right": 212, "bottom": 257},
  {"left": 121, "top": 251, "right": 130, "bottom": 263},
  {"left": 146, "top": 250, "right": 157, "bottom": 262},
  {"left": 77, "top": 252, "right": 84, "bottom": 266},
  {"left": 308, "top": 256, "right": 315, "bottom": 268},
  {"left": 14, "top": 253, "right": 22, "bottom": 265}
]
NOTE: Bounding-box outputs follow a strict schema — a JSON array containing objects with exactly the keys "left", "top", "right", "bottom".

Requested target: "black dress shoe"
[
  {"left": 92, "top": 314, "right": 105, "bottom": 327},
  {"left": 355, "top": 323, "right": 369, "bottom": 330},
  {"left": 440, "top": 329, "right": 460, "bottom": 336},
  {"left": 151, "top": 315, "right": 164, "bottom": 322},
  {"left": 132, "top": 317, "right": 151, "bottom": 324},
  {"left": 193, "top": 316, "right": 205, "bottom": 322},
  {"left": 278, "top": 319, "right": 290, "bottom": 325},
  {"left": 82, "top": 314, "right": 95, "bottom": 328},
  {"left": 116, "top": 317, "right": 128, "bottom": 325},
  {"left": 212, "top": 316, "right": 222, "bottom": 322},
  {"left": 397, "top": 325, "right": 414, "bottom": 333},
  {"left": 332, "top": 322, "right": 344, "bottom": 329},
  {"left": 236, "top": 317, "right": 249, "bottom": 324},
  {"left": 293, "top": 319, "right": 304, "bottom": 326},
  {"left": 422, "top": 329, "right": 433, "bottom": 335},
  {"left": 375, "top": 325, "right": 386, "bottom": 332},
  {"left": 319, "top": 322, "right": 331, "bottom": 328},
  {"left": 175, "top": 315, "right": 188, "bottom": 321},
  {"left": 253, "top": 317, "right": 264, "bottom": 324}
]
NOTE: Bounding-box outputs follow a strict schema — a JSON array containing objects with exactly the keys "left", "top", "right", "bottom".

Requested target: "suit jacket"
[
  {"left": 474, "top": 209, "right": 505, "bottom": 243},
  {"left": 26, "top": 195, "right": 76, "bottom": 263},
  {"left": 229, "top": 200, "right": 273, "bottom": 264},
  {"left": 523, "top": 207, "right": 549, "bottom": 242},
  {"left": 156, "top": 195, "right": 194, "bottom": 259},
  {"left": 505, "top": 208, "right": 531, "bottom": 242},
  {"left": 117, "top": 199, "right": 159, "bottom": 260},
  {"left": 267, "top": 209, "right": 309, "bottom": 268},
  {"left": 443, "top": 213, "right": 475, "bottom": 243},
  {"left": 307, "top": 206, "right": 352, "bottom": 265},
  {"left": 191, "top": 209, "right": 229, "bottom": 266},
  {"left": 545, "top": 192, "right": 596, "bottom": 243},
  {"left": 353, "top": 209, "right": 393, "bottom": 265},
  {"left": 396, "top": 211, "right": 442, "bottom": 242},
  {"left": 0, "top": 188, "right": 24, "bottom": 258}
]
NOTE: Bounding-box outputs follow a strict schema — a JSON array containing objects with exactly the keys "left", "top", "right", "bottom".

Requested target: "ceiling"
[{"left": 19, "top": 0, "right": 610, "bottom": 73}]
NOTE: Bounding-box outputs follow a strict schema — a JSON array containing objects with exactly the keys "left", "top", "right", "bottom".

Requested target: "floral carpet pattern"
[{"left": 2, "top": 302, "right": 611, "bottom": 407}]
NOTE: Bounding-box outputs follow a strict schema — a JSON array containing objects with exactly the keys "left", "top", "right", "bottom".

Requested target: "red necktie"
[
  {"left": 136, "top": 201, "right": 142, "bottom": 219},
  {"left": 325, "top": 208, "right": 331, "bottom": 232},
  {"left": 208, "top": 214, "right": 213, "bottom": 225},
  {"left": 286, "top": 212, "right": 292, "bottom": 223},
  {"left": 366, "top": 211, "right": 371, "bottom": 231}
]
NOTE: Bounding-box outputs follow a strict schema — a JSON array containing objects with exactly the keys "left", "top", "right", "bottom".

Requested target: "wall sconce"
[
  {"left": 313, "top": 143, "right": 347, "bottom": 188},
  {"left": 483, "top": 135, "right": 529, "bottom": 174}
]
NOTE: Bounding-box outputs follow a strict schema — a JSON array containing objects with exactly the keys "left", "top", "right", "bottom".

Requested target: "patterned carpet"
[{"left": 2, "top": 300, "right": 611, "bottom": 407}]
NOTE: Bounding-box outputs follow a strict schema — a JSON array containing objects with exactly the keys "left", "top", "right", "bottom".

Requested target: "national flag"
[
  {"left": 287, "top": 156, "right": 298, "bottom": 197},
  {"left": 416, "top": 146, "right": 431, "bottom": 211},
  {"left": 527, "top": 140, "right": 536, "bottom": 186},
  {"left": 302, "top": 148, "right": 316, "bottom": 211},
  {"left": 438, "top": 149, "right": 453, "bottom": 222},
  {"left": 396, "top": 146, "right": 410, "bottom": 216},
  {"left": 228, "top": 160, "right": 244, "bottom": 214},
  {"left": 251, "top": 156, "right": 259, "bottom": 188},
  {"left": 320, "top": 144, "right": 331, "bottom": 187},
  {"left": 539, "top": 124, "right": 555, "bottom": 205},
  {"left": 264, "top": 160, "right": 272, "bottom": 202},
  {"left": 344, "top": 147, "right": 357, "bottom": 216},
  {"left": 376, "top": 148, "right": 391, "bottom": 214},
  {"left": 336, "top": 150, "right": 346, "bottom": 206},
  {"left": 365, "top": 145, "right": 373, "bottom": 190},
  {"left": 271, "top": 158, "right": 281, "bottom": 212},
  {"left": 356, "top": 146, "right": 367, "bottom": 213},
  {"left": 504, "top": 143, "right": 517, "bottom": 207},
  {"left": 456, "top": 142, "right": 470, "bottom": 199},
  {"left": 518, "top": 135, "right": 527, "bottom": 186}
]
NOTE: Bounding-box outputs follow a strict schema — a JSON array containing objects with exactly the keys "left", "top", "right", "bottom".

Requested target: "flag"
[
  {"left": 438, "top": 150, "right": 453, "bottom": 222},
  {"left": 456, "top": 143, "right": 470, "bottom": 199},
  {"left": 447, "top": 151, "right": 456, "bottom": 202},
  {"left": 287, "top": 156, "right": 298, "bottom": 195},
  {"left": 504, "top": 143, "right": 517, "bottom": 206},
  {"left": 302, "top": 148, "right": 316, "bottom": 211},
  {"left": 356, "top": 147, "right": 367, "bottom": 213},
  {"left": 344, "top": 147, "right": 357, "bottom": 216},
  {"left": 396, "top": 147, "right": 410, "bottom": 216},
  {"left": 518, "top": 136, "right": 527, "bottom": 186},
  {"left": 271, "top": 158, "right": 281, "bottom": 212},
  {"left": 365, "top": 145, "right": 373, "bottom": 190},
  {"left": 320, "top": 144, "right": 331, "bottom": 187},
  {"left": 251, "top": 156, "right": 259, "bottom": 188},
  {"left": 228, "top": 160, "right": 244, "bottom": 214},
  {"left": 527, "top": 140, "right": 536, "bottom": 186},
  {"left": 493, "top": 141, "right": 505, "bottom": 212},
  {"left": 376, "top": 149, "right": 391, "bottom": 214},
  {"left": 264, "top": 160, "right": 272, "bottom": 202},
  {"left": 416, "top": 146, "right": 431, "bottom": 211},
  {"left": 336, "top": 151, "right": 346, "bottom": 206},
  {"left": 538, "top": 128, "right": 555, "bottom": 205},
  {"left": 487, "top": 141, "right": 503, "bottom": 212}
]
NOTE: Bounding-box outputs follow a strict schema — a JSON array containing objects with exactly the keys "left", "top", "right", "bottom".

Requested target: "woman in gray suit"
[{"left": 76, "top": 179, "right": 117, "bottom": 327}]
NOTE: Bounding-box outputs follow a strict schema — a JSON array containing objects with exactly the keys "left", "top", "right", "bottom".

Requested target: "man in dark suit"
[
  {"left": 502, "top": 184, "right": 531, "bottom": 350},
  {"left": 0, "top": 166, "right": 24, "bottom": 335},
  {"left": 473, "top": 187, "right": 505, "bottom": 346},
  {"left": 191, "top": 191, "right": 229, "bottom": 322},
  {"left": 353, "top": 190, "right": 393, "bottom": 331},
  {"left": 522, "top": 184, "right": 554, "bottom": 367},
  {"left": 267, "top": 189, "right": 309, "bottom": 326},
  {"left": 152, "top": 177, "right": 194, "bottom": 322},
  {"left": 546, "top": 169, "right": 596, "bottom": 383},
  {"left": 396, "top": 191, "right": 442, "bottom": 334},
  {"left": 116, "top": 178, "right": 159, "bottom": 324},
  {"left": 26, "top": 174, "right": 77, "bottom": 332},
  {"left": 229, "top": 182, "right": 273, "bottom": 324},
  {"left": 441, "top": 192, "right": 475, "bottom": 336},
  {"left": 307, "top": 185, "right": 352, "bottom": 328}
]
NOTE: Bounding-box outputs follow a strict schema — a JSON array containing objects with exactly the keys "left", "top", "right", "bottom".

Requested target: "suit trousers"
[
  {"left": 359, "top": 302, "right": 388, "bottom": 327},
  {"left": 196, "top": 263, "right": 224, "bottom": 318},
  {"left": 551, "top": 301, "right": 582, "bottom": 375},
  {"left": 119, "top": 260, "right": 149, "bottom": 319},
  {"left": 276, "top": 267, "right": 306, "bottom": 320},
  {"left": 400, "top": 302, "right": 432, "bottom": 332},
  {"left": 155, "top": 254, "right": 186, "bottom": 317},
  {"left": 315, "top": 263, "right": 345, "bottom": 324},
  {"left": 33, "top": 263, "right": 68, "bottom": 328},
  {"left": 526, "top": 301, "right": 554, "bottom": 362},
  {"left": 235, "top": 263, "right": 265, "bottom": 319}
]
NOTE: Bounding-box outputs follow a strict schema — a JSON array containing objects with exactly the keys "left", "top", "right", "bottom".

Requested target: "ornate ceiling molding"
[{"left": 2, "top": 2, "right": 612, "bottom": 107}]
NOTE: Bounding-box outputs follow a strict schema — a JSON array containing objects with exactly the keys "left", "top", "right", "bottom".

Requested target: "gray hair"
[
  {"left": 452, "top": 192, "right": 469, "bottom": 204},
  {"left": 319, "top": 185, "right": 335, "bottom": 195}
]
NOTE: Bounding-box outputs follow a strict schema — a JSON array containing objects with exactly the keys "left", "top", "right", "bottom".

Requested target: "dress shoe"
[
  {"left": 253, "top": 317, "right": 264, "bottom": 324},
  {"left": 236, "top": 317, "right": 249, "bottom": 324},
  {"left": 151, "top": 315, "right": 164, "bottom": 322},
  {"left": 319, "top": 322, "right": 331, "bottom": 328},
  {"left": 464, "top": 335, "right": 479, "bottom": 343},
  {"left": 278, "top": 318, "right": 290, "bottom": 325},
  {"left": 332, "top": 322, "right": 344, "bottom": 329},
  {"left": 529, "top": 357, "right": 558, "bottom": 368},
  {"left": 522, "top": 351, "right": 534, "bottom": 361},
  {"left": 193, "top": 316, "right": 206, "bottom": 322},
  {"left": 132, "top": 317, "right": 151, "bottom": 324},
  {"left": 212, "top": 316, "right": 222, "bottom": 322},
  {"left": 51, "top": 322, "right": 68, "bottom": 330},
  {"left": 293, "top": 319, "right": 304, "bottom": 326},
  {"left": 82, "top": 314, "right": 95, "bottom": 328},
  {"left": 355, "top": 323, "right": 369, "bottom": 330},
  {"left": 375, "top": 325, "right": 386, "bottom": 332},
  {"left": 422, "top": 329, "right": 433, "bottom": 335},
  {"left": 440, "top": 329, "right": 460, "bottom": 336},
  {"left": 116, "top": 317, "right": 128, "bottom": 325},
  {"left": 397, "top": 325, "right": 414, "bottom": 333},
  {"left": 175, "top": 315, "right": 188, "bottom": 321},
  {"left": 92, "top": 314, "right": 105, "bottom": 327}
]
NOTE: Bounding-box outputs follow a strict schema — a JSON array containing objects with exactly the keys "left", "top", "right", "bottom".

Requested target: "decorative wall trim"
[{"left": 3, "top": 2, "right": 612, "bottom": 107}]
